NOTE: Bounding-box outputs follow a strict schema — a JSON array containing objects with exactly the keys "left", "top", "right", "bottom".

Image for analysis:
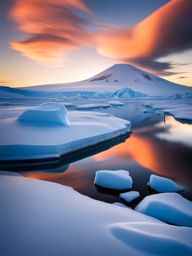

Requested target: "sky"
[{"left": 0, "top": 0, "right": 192, "bottom": 87}]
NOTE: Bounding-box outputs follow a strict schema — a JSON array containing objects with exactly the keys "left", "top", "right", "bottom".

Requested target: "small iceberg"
[
  {"left": 120, "top": 191, "right": 140, "bottom": 203},
  {"left": 94, "top": 170, "right": 133, "bottom": 190},
  {"left": 18, "top": 102, "right": 71, "bottom": 126},
  {"left": 135, "top": 193, "right": 192, "bottom": 227},
  {"left": 148, "top": 174, "right": 184, "bottom": 193}
]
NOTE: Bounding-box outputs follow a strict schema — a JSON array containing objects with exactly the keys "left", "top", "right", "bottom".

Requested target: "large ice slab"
[
  {"left": 0, "top": 106, "right": 131, "bottom": 161},
  {"left": 110, "top": 222, "right": 192, "bottom": 256},
  {"left": 94, "top": 170, "right": 133, "bottom": 190},
  {"left": 18, "top": 102, "right": 71, "bottom": 126},
  {"left": 135, "top": 193, "right": 192, "bottom": 227},
  {"left": 148, "top": 174, "right": 183, "bottom": 193}
]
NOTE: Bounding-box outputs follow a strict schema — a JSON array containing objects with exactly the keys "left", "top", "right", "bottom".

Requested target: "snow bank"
[
  {"left": 18, "top": 102, "right": 71, "bottom": 126},
  {"left": 110, "top": 222, "right": 192, "bottom": 256},
  {"left": 1, "top": 174, "right": 169, "bottom": 256},
  {"left": 120, "top": 191, "right": 140, "bottom": 203},
  {"left": 135, "top": 193, "right": 192, "bottom": 227},
  {"left": 2, "top": 174, "right": 191, "bottom": 255},
  {"left": 94, "top": 170, "right": 133, "bottom": 190},
  {"left": 148, "top": 174, "right": 183, "bottom": 193},
  {"left": 0, "top": 109, "right": 131, "bottom": 161}
]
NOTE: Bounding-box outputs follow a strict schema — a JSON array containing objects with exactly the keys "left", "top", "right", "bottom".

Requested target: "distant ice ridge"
[
  {"left": 113, "top": 87, "right": 147, "bottom": 98},
  {"left": 94, "top": 170, "right": 133, "bottom": 190},
  {"left": 0, "top": 103, "right": 131, "bottom": 161},
  {"left": 148, "top": 174, "right": 184, "bottom": 192},
  {"left": 135, "top": 193, "right": 192, "bottom": 227}
]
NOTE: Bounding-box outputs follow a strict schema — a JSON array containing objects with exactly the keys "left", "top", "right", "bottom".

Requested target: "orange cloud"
[
  {"left": 9, "top": 0, "right": 93, "bottom": 66},
  {"left": 96, "top": 0, "right": 192, "bottom": 74}
]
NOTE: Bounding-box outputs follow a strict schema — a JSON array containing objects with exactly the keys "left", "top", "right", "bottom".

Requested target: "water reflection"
[
  {"left": 23, "top": 116, "right": 192, "bottom": 204},
  {"left": 156, "top": 116, "right": 192, "bottom": 147}
]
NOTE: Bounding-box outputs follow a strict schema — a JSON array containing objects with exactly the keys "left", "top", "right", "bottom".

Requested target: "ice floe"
[
  {"left": 135, "top": 193, "right": 192, "bottom": 227},
  {"left": 0, "top": 104, "right": 131, "bottom": 161},
  {"left": 120, "top": 191, "right": 140, "bottom": 203},
  {"left": 148, "top": 174, "right": 183, "bottom": 193},
  {"left": 94, "top": 170, "right": 133, "bottom": 190}
]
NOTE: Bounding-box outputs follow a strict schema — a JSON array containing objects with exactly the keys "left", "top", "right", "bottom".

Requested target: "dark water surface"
[{"left": 19, "top": 116, "right": 192, "bottom": 206}]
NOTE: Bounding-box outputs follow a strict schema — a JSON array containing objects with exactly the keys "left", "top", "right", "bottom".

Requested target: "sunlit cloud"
[
  {"left": 9, "top": 0, "right": 93, "bottom": 66},
  {"left": 96, "top": 0, "right": 192, "bottom": 75}
]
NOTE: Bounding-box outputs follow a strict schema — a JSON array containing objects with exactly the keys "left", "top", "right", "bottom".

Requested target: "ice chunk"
[
  {"left": 108, "top": 101, "right": 125, "bottom": 106},
  {"left": 110, "top": 222, "right": 192, "bottom": 256},
  {"left": 135, "top": 193, "right": 192, "bottom": 227},
  {"left": 94, "top": 170, "right": 133, "bottom": 190},
  {"left": 17, "top": 102, "right": 71, "bottom": 126},
  {"left": 120, "top": 191, "right": 140, "bottom": 203},
  {"left": 148, "top": 174, "right": 184, "bottom": 192},
  {"left": 75, "top": 103, "right": 111, "bottom": 110}
]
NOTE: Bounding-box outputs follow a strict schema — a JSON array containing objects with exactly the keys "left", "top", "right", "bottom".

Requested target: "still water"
[{"left": 21, "top": 116, "right": 192, "bottom": 206}]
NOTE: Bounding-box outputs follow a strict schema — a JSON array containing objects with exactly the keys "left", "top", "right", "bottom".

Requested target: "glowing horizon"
[{"left": 0, "top": 0, "right": 192, "bottom": 88}]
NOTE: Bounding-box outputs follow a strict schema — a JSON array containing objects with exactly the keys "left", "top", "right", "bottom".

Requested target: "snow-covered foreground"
[
  {"left": 1, "top": 173, "right": 192, "bottom": 256},
  {"left": 0, "top": 103, "right": 130, "bottom": 161}
]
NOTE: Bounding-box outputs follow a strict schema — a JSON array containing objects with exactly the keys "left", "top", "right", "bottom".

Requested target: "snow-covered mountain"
[
  {"left": 1, "top": 64, "right": 192, "bottom": 98},
  {"left": 26, "top": 64, "right": 192, "bottom": 97}
]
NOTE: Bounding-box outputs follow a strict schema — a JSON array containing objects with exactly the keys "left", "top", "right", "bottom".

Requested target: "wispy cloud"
[
  {"left": 96, "top": 0, "right": 192, "bottom": 74},
  {"left": 9, "top": 0, "right": 93, "bottom": 66}
]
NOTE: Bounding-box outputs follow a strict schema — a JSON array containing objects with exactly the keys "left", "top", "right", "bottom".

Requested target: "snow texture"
[
  {"left": 94, "top": 170, "right": 133, "bottom": 190},
  {"left": 120, "top": 191, "right": 140, "bottom": 203},
  {"left": 135, "top": 193, "right": 192, "bottom": 227},
  {"left": 148, "top": 174, "right": 184, "bottom": 192}
]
